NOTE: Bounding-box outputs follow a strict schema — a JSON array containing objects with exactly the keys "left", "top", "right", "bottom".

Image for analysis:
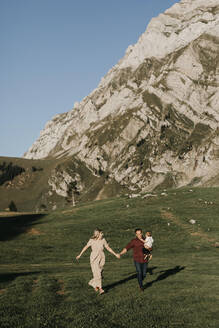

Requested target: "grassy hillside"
[
  {"left": 0, "top": 187, "right": 219, "bottom": 328},
  {"left": 0, "top": 156, "right": 65, "bottom": 212},
  {"left": 0, "top": 156, "right": 125, "bottom": 213}
]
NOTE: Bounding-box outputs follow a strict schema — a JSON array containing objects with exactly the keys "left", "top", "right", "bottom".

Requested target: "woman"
[{"left": 76, "top": 228, "right": 120, "bottom": 294}]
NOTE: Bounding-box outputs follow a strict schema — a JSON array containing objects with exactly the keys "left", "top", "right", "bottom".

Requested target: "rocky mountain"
[{"left": 23, "top": 0, "right": 219, "bottom": 203}]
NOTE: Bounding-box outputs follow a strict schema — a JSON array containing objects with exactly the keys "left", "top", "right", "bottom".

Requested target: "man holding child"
[{"left": 120, "top": 228, "right": 153, "bottom": 291}]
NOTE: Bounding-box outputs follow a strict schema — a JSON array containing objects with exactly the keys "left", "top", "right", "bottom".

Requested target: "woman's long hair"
[{"left": 91, "top": 228, "right": 103, "bottom": 240}]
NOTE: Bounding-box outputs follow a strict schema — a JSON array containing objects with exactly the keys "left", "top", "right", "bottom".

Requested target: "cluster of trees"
[{"left": 0, "top": 162, "right": 25, "bottom": 185}]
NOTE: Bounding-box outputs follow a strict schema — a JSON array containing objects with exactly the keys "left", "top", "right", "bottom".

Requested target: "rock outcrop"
[{"left": 24, "top": 0, "right": 219, "bottom": 197}]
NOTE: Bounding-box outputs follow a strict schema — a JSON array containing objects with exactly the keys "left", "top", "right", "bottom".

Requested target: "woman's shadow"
[{"left": 103, "top": 266, "right": 185, "bottom": 292}]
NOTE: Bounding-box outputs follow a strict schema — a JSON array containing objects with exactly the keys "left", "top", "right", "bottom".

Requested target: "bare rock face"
[{"left": 24, "top": 0, "right": 219, "bottom": 196}]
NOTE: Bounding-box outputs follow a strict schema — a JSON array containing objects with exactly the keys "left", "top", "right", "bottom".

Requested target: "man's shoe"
[{"left": 140, "top": 287, "right": 144, "bottom": 292}]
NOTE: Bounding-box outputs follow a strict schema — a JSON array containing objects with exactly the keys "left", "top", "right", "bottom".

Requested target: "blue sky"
[{"left": 1, "top": 0, "right": 179, "bottom": 158}]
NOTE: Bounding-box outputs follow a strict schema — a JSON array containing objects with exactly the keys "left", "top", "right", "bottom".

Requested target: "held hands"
[{"left": 115, "top": 253, "right": 120, "bottom": 259}]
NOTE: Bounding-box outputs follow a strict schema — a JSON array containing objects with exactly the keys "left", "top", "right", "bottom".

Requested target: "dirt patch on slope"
[
  {"left": 26, "top": 228, "right": 42, "bottom": 235},
  {"left": 161, "top": 210, "right": 215, "bottom": 243},
  {"left": 56, "top": 279, "right": 65, "bottom": 295}
]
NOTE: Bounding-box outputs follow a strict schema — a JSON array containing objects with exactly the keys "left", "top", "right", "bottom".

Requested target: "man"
[{"left": 120, "top": 228, "right": 149, "bottom": 291}]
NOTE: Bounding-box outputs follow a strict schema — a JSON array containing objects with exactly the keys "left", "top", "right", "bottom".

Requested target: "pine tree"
[{"left": 9, "top": 200, "right": 17, "bottom": 212}]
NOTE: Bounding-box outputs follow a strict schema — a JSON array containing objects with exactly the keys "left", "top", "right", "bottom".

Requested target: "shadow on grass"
[
  {"left": 148, "top": 266, "right": 157, "bottom": 275},
  {"left": 104, "top": 266, "right": 157, "bottom": 292},
  {"left": 144, "top": 265, "right": 185, "bottom": 290},
  {"left": 0, "top": 214, "right": 46, "bottom": 241},
  {"left": 0, "top": 271, "right": 41, "bottom": 284},
  {"left": 103, "top": 266, "right": 184, "bottom": 292},
  {"left": 104, "top": 274, "right": 137, "bottom": 292}
]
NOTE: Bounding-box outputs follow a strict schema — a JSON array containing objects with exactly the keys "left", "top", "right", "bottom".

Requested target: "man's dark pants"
[{"left": 134, "top": 261, "right": 148, "bottom": 288}]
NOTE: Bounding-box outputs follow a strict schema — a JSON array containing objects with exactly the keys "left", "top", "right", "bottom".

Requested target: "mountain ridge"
[{"left": 20, "top": 0, "right": 219, "bottom": 205}]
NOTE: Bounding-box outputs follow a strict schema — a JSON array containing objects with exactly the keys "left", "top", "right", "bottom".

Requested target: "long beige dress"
[{"left": 86, "top": 238, "right": 109, "bottom": 289}]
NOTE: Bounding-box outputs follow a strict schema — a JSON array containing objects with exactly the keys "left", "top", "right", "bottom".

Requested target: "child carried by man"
[{"left": 140, "top": 231, "right": 154, "bottom": 261}]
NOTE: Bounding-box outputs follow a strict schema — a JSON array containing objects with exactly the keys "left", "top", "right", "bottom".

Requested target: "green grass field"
[{"left": 0, "top": 187, "right": 219, "bottom": 328}]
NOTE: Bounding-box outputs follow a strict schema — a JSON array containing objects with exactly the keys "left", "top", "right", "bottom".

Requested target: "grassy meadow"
[{"left": 0, "top": 187, "right": 219, "bottom": 328}]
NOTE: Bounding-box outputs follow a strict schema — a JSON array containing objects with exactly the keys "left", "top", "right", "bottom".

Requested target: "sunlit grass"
[{"left": 0, "top": 187, "right": 219, "bottom": 327}]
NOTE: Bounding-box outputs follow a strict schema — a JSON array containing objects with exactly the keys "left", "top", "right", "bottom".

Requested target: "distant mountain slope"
[
  {"left": 0, "top": 156, "right": 126, "bottom": 211},
  {"left": 22, "top": 0, "right": 219, "bottom": 202}
]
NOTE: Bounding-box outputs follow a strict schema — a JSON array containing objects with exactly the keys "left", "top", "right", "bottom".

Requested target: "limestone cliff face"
[{"left": 24, "top": 0, "right": 219, "bottom": 196}]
